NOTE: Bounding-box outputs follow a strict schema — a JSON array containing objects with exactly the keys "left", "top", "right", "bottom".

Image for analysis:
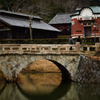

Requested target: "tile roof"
[
  {"left": 0, "top": 10, "right": 42, "bottom": 20},
  {"left": 49, "top": 13, "right": 72, "bottom": 24},
  {"left": 0, "top": 10, "right": 60, "bottom": 32}
]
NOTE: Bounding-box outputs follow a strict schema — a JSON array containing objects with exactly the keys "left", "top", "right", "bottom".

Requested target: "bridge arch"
[
  {"left": 17, "top": 59, "right": 71, "bottom": 82},
  {"left": 17, "top": 59, "right": 71, "bottom": 81},
  {"left": 0, "top": 54, "right": 80, "bottom": 82}
]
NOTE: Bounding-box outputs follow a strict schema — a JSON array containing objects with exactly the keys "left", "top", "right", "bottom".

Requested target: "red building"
[{"left": 70, "top": 6, "right": 100, "bottom": 38}]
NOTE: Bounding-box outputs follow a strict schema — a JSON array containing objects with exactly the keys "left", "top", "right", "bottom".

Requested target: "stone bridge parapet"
[{"left": 0, "top": 42, "right": 99, "bottom": 55}]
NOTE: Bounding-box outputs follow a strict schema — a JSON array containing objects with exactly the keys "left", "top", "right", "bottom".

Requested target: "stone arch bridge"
[
  {"left": 0, "top": 54, "right": 80, "bottom": 82},
  {"left": 0, "top": 43, "right": 99, "bottom": 83}
]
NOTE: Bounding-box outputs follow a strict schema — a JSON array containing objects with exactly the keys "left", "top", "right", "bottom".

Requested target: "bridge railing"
[{"left": 0, "top": 42, "right": 100, "bottom": 54}]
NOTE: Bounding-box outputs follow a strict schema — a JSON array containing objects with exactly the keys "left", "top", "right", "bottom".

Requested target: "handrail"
[{"left": 0, "top": 42, "right": 99, "bottom": 54}]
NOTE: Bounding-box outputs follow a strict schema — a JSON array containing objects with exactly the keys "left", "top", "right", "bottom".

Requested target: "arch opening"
[
  {"left": 17, "top": 59, "right": 71, "bottom": 82},
  {"left": 18, "top": 59, "right": 61, "bottom": 73},
  {"left": 17, "top": 59, "right": 62, "bottom": 83}
]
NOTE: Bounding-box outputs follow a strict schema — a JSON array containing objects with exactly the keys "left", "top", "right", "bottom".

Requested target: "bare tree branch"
[
  {"left": 0, "top": 0, "right": 13, "bottom": 11},
  {"left": 14, "top": 0, "right": 26, "bottom": 12}
]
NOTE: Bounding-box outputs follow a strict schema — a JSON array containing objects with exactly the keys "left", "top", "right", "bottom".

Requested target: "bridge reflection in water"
[{"left": 0, "top": 73, "right": 100, "bottom": 100}]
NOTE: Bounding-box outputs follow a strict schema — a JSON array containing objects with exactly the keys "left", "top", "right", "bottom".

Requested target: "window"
[
  {"left": 83, "top": 23, "right": 86, "bottom": 25},
  {"left": 88, "top": 23, "right": 91, "bottom": 25}
]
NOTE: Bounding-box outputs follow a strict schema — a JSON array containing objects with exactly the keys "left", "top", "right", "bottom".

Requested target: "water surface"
[{"left": 0, "top": 73, "right": 100, "bottom": 100}]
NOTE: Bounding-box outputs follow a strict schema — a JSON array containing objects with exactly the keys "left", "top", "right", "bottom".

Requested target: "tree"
[
  {"left": 0, "top": 0, "right": 90, "bottom": 22},
  {"left": 0, "top": 0, "right": 25, "bottom": 12}
]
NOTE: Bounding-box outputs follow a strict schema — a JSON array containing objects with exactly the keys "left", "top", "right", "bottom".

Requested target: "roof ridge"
[
  {"left": 56, "top": 13, "right": 72, "bottom": 15},
  {"left": 0, "top": 10, "right": 42, "bottom": 19}
]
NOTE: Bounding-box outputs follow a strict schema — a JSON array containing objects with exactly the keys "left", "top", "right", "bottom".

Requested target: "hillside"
[{"left": 0, "top": 0, "right": 97, "bottom": 22}]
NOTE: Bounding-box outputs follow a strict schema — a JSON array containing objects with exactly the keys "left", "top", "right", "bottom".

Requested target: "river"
[{"left": 0, "top": 73, "right": 100, "bottom": 100}]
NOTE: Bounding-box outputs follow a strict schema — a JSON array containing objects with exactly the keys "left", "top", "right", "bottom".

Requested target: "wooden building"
[
  {"left": 49, "top": 13, "right": 72, "bottom": 36},
  {"left": 0, "top": 10, "right": 60, "bottom": 39},
  {"left": 70, "top": 6, "right": 100, "bottom": 38}
]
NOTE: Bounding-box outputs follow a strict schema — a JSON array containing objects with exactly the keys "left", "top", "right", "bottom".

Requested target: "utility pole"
[{"left": 29, "top": 17, "right": 33, "bottom": 39}]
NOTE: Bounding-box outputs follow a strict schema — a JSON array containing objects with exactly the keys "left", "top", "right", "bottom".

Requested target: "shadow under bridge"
[{"left": 48, "top": 60, "right": 71, "bottom": 82}]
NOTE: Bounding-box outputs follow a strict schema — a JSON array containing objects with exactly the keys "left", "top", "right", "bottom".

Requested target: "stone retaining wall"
[{"left": 74, "top": 55, "right": 100, "bottom": 83}]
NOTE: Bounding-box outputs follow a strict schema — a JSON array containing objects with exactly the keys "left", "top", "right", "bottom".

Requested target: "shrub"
[{"left": 0, "top": 37, "right": 99, "bottom": 44}]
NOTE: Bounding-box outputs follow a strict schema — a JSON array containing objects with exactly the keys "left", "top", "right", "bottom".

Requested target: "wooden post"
[
  {"left": 48, "top": 46, "right": 52, "bottom": 51},
  {"left": 30, "top": 46, "right": 32, "bottom": 52},
  {"left": 76, "top": 42, "right": 80, "bottom": 52},
  {"left": 66, "top": 45, "right": 69, "bottom": 51},
  {"left": 87, "top": 47, "right": 90, "bottom": 51},
  {"left": 99, "top": 26, "right": 100, "bottom": 43},
  {"left": 99, "top": 37, "right": 100, "bottom": 43},
  {"left": 10, "top": 47, "right": 12, "bottom": 51},
  {"left": 20, "top": 44, "right": 23, "bottom": 54},
  {"left": 0, "top": 45, "right": 3, "bottom": 54},
  {"left": 99, "top": 33, "right": 100, "bottom": 43},
  {"left": 39, "top": 46, "right": 41, "bottom": 53},
  {"left": 0, "top": 45, "right": 2, "bottom": 50},
  {"left": 58, "top": 46, "right": 60, "bottom": 52},
  {"left": 95, "top": 43, "right": 100, "bottom": 52},
  {"left": 29, "top": 17, "right": 33, "bottom": 39}
]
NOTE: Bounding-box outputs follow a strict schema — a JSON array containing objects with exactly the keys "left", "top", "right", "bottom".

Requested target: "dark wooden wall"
[
  {"left": 12, "top": 27, "right": 30, "bottom": 39},
  {"left": 50, "top": 23, "right": 71, "bottom": 36},
  {"left": 32, "top": 29, "right": 57, "bottom": 39},
  {"left": 0, "top": 24, "right": 57, "bottom": 39},
  {"left": 0, "top": 22, "right": 12, "bottom": 39}
]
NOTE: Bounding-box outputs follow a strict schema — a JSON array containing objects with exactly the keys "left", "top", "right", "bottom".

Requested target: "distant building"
[
  {"left": 0, "top": 10, "right": 60, "bottom": 39},
  {"left": 70, "top": 6, "right": 100, "bottom": 38},
  {"left": 49, "top": 13, "right": 72, "bottom": 36}
]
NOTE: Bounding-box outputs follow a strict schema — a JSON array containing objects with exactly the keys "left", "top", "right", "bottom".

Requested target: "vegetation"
[
  {"left": 0, "top": 0, "right": 99, "bottom": 45},
  {"left": 0, "top": 0, "right": 90, "bottom": 22},
  {"left": 0, "top": 37, "right": 99, "bottom": 44}
]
